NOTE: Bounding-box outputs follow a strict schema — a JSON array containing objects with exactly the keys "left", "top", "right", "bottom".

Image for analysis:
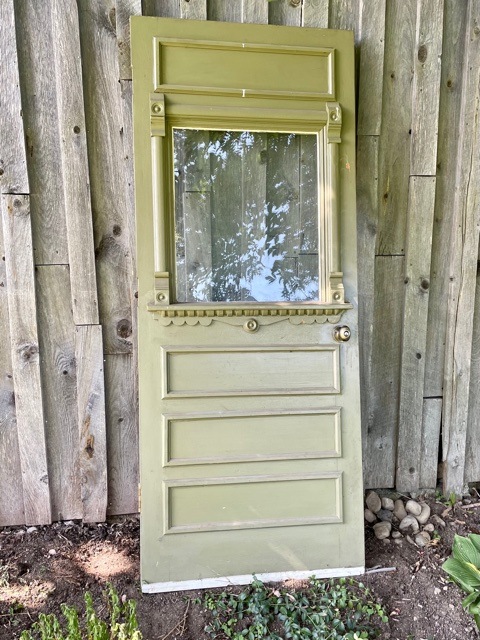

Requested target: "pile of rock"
[{"left": 364, "top": 491, "right": 442, "bottom": 547}]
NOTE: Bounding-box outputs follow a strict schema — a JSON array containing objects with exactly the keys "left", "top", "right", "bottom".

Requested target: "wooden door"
[{"left": 132, "top": 17, "right": 364, "bottom": 593}]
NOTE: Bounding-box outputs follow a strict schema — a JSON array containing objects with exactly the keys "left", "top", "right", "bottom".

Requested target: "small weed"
[
  {"left": 19, "top": 583, "right": 142, "bottom": 640},
  {"left": 202, "top": 576, "right": 388, "bottom": 640}
]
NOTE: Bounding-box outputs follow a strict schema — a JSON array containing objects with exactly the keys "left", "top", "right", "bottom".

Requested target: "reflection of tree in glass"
[{"left": 174, "top": 129, "right": 319, "bottom": 303}]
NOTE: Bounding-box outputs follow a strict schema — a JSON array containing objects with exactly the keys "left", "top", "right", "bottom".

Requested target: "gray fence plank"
[
  {"left": 14, "top": 0, "right": 68, "bottom": 265},
  {"left": 76, "top": 325, "right": 108, "bottom": 522},
  {"left": 50, "top": 0, "right": 99, "bottom": 325},
  {"left": 425, "top": 0, "right": 468, "bottom": 398},
  {"left": 443, "top": 0, "right": 480, "bottom": 495},
  {"left": 1, "top": 195, "right": 51, "bottom": 525},
  {"left": 396, "top": 176, "right": 437, "bottom": 491},
  {"left": 36, "top": 266, "right": 82, "bottom": 521},
  {"left": 420, "top": 398, "right": 442, "bottom": 488},
  {"left": 0, "top": 0, "right": 29, "bottom": 194},
  {"left": 363, "top": 255, "right": 404, "bottom": 488},
  {"left": 302, "top": 0, "right": 329, "bottom": 28},
  {"left": 410, "top": 0, "right": 444, "bottom": 176},
  {"left": 116, "top": 0, "right": 142, "bottom": 80}
]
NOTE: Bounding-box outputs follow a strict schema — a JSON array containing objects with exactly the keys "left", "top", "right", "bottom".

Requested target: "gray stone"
[
  {"left": 381, "top": 497, "right": 395, "bottom": 511},
  {"left": 415, "top": 531, "right": 431, "bottom": 547},
  {"left": 394, "top": 538, "right": 403, "bottom": 545},
  {"left": 405, "top": 499, "right": 422, "bottom": 516},
  {"left": 366, "top": 491, "right": 382, "bottom": 514},
  {"left": 417, "top": 503, "right": 431, "bottom": 525},
  {"left": 394, "top": 499, "right": 408, "bottom": 521},
  {"left": 432, "top": 514, "right": 446, "bottom": 528},
  {"left": 373, "top": 521, "right": 392, "bottom": 540},
  {"left": 423, "top": 523, "right": 435, "bottom": 533},
  {"left": 377, "top": 508, "right": 393, "bottom": 522},
  {"left": 26, "top": 526, "right": 37, "bottom": 534},
  {"left": 399, "top": 515, "right": 420, "bottom": 535},
  {"left": 391, "top": 530, "right": 402, "bottom": 539},
  {"left": 364, "top": 509, "right": 377, "bottom": 523}
]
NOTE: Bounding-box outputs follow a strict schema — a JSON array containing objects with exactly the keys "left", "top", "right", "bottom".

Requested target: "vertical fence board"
[
  {"left": 208, "top": 0, "right": 267, "bottom": 23},
  {"left": 356, "top": 135, "right": 379, "bottom": 470},
  {"left": 268, "top": 0, "right": 302, "bottom": 26},
  {"left": 443, "top": 0, "right": 480, "bottom": 495},
  {"left": 78, "top": 0, "right": 134, "bottom": 355},
  {"left": 76, "top": 325, "right": 108, "bottom": 522},
  {"left": 302, "top": 0, "right": 329, "bottom": 28},
  {"left": 376, "top": 0, "right": 416, "bottom": 256},
  {"left": 466, "top": 264, "right": 480, "bottom": 482},
  {"left": 36, "top": 266, "right": 81, "bottom": 521},
  {"left": 421, "top": 398, "right": 442, "bottom": 488},
  {"left": 357, "top": 0, "right": 386, "bottom": 136},
  {"left": 1, "top": 195, "right": 51, "bottom": 525},
  {"left": 396, "top": 176, "right": 437, "bottom": 491},
  {"left": 0, "top": 215, "right": 25, "bottom": 526},
  {"left": 329, "top": 0, "right": 359, "bottom": 32},
  {"left": 14, "top": 0, "right": 68, "bottom": 265},
  {"left": 105, "top": 355, "right": 138, "bottom": 515},
  {"left": 50, "top": 0, "right": 99, "bottom": 325},
  {"left": 363, "top": 255, "right": 404, "bottom": 488},
  {"left": 144, "top": 0, "right": 205, "bottom": 19},
  {"left": 0, "top": 0, "right": 29, "bottom": 194},
  {"left": 425, "top": 0, "right": 468, "bottom": 398},
  {"left": 116, "top": 0, "right": 142, "bottom": 80},
  {"left": 410, "top": 0, "right": 444, "bottom": 176}
]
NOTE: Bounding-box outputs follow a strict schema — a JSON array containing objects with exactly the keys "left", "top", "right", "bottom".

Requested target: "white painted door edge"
[{"left": 142, "top": 566, "right": 365, "bottom": 594}]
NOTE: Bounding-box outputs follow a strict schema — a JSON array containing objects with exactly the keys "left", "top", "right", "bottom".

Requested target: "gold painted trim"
[{"left": 163, "top": 472, "right": 343, "bottom": 534}]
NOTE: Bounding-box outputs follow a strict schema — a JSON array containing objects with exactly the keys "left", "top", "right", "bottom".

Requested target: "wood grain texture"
[
  {"left": 396, "top": 176, "right": 436, "bottom": 491},
  {"left": 363, "top": 256, "right": 404, "bottom": 489},
  {"left": 0, "top": 0, "right": 29, "bottom": 194},
  {"left": 36, "top": 266, "right": 81, "bottom": 521},
  {"left": 420, "top": 398, "right": 442, "bottom": 488},
  {"left": 14, "top": 0, "right": 69, "bottom": 264},
  {"left": 143, "top": 0, "right": 206, "bottom": 19},
  {"left": 425, "top": 0, "right": 468, "bottom": 398},
  {"left": 76, "top": 325, "right": 108, "bottom": 522},
  {"left": 443, "top": 0, "right": 480, "bottom": 495},
  {"left": 329, "top": 0, "right": 359, "bottom": 33},
  {"left": 466, "top": 267, "right": 480, "bottom": 482},
  {"left": 376, "top": 0, "right": 416, "bottom": 256},
  {"left": 302, "top": 0, "right": 329, "bottom": 28},
  {"left": 208, "top": 0, "right": 267, "bottom": 23},
  {"left": 105, "top": 354, "right": 138, "bottom": 515},
  {"left": 0, "top": 211, "right": 25, "bottom": 526},
  {"left": 268, "top": 0, "right": 302, "bottom": 27},
  {"left": 78, "top": 0, "right": 134, "bottom": 355},
  {"left": 115, "top": 0, "right": 142, "bottom": 80},
  {"left": 1, "top": 195, "right": 51, "bottom": 525},
  {"left": 50, "top": 0, "right": 99, "bottom": 325},
  {"left": 357, "top": 0, "right": 386, "bottom": 136},
  {"left": 410, "top": 0, "right": 444, "bottom": 176},
  {"left": 356, "top": 135, "right": 379, "bottom": 463}
]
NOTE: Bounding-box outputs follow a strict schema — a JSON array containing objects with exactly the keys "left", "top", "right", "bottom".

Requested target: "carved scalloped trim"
[{"left": 154, "top": 306, "right": 350, "bottom": 327}]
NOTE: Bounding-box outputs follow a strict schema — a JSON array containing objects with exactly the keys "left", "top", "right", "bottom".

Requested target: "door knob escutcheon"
[{"left": 334, "top": 325, "right": 351, "bottom": 342}]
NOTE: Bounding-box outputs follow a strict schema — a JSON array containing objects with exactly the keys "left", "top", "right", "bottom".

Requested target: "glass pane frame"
[{"left": 151, "top": 115, "right": 344, "bottom": 310}]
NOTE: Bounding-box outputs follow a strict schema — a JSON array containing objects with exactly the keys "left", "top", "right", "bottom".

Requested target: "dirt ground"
[{"left": 1, "top": 493, "right": 479, "bottom": 640}]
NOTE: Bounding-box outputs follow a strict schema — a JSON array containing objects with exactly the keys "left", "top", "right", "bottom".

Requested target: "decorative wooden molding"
[
  {"left": 326, "top": 102, "right": 342, "bottom": 143},
  {"left": 150, "top": 93, "right": 165, "bottom": 136},
  {"left": 149, "top": 303, "right": 352, "bottom": 328}
]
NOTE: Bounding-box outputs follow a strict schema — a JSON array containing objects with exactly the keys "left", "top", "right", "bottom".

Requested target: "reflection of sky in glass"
[{"left": 174, "top": 129, "right": 319, "bottom": 303}]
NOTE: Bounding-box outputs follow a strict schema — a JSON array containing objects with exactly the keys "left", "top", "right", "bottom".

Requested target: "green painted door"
[{"left": 131, "top": 17, "right": 364, "bottom": 593}]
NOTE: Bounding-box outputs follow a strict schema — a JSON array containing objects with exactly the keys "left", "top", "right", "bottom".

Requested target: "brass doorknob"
[{"left": 334, "top": 325, "right": 351, "bottom": 342}]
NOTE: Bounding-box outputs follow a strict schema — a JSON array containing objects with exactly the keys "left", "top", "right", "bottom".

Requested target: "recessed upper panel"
[{"left": 155, "top": 39, "right": 335, "bottom": 100}]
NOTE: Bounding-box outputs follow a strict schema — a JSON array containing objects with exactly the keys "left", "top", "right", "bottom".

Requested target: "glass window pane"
[{"left": 174, "top": 129, "right": 319, "bottom": 303}]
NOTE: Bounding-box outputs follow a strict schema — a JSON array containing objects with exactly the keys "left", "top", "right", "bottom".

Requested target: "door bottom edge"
[{"left": 142, "top": 566, "right": 365, "bottom": 594}]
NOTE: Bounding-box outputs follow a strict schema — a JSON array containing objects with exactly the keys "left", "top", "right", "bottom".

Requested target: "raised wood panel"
[
  {"left": 165, "top": 473, "right": 343, "bottom": 533},
  {"left": 164, "top": 409, "right": 341, "bottom": 465},
  {"left": 162, "top": 345, "right": 340, "bottom": 397}
]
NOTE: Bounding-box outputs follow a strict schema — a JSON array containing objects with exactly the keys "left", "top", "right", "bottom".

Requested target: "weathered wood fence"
[{"left": 0, "top": 0, "right": 479, "bottom": 526}]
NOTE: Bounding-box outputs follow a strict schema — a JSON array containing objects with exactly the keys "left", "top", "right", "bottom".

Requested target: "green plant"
[
  {"left": 202, "top": 576, "right": 388, "bottom": 640},
  {"left": 19, "top": 583, "right": 142, "bottom": 640},
  {"left": 442, "top": 533, "right": 480, "bottom": 629}
]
